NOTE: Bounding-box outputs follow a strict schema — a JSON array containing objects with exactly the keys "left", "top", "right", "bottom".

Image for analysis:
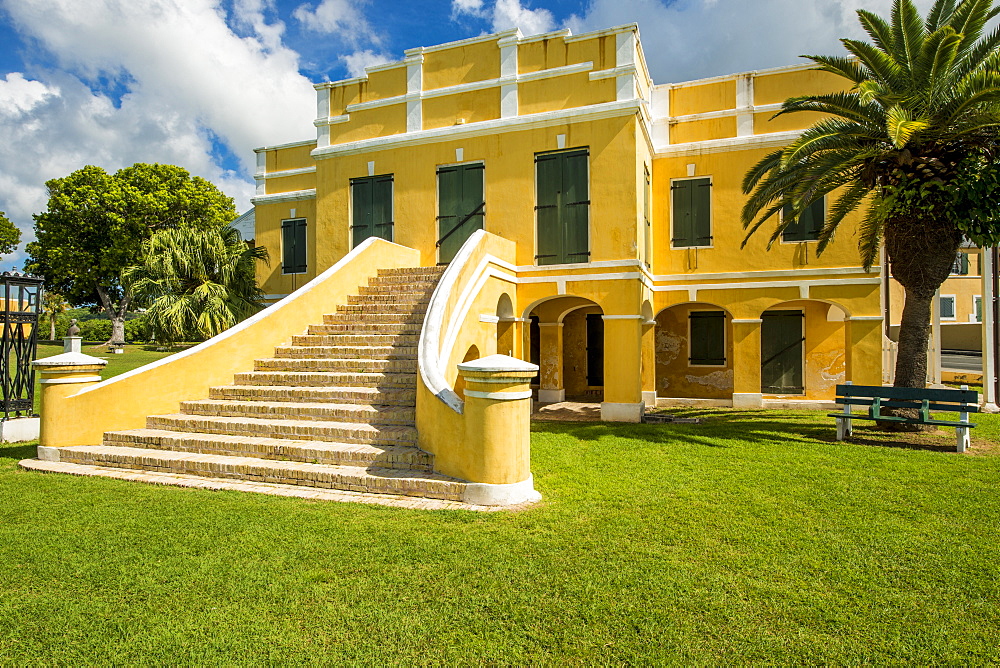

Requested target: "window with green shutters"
[
  {"left": 951, "top": 252, "right": 969, "bottom": 275},
  {"left": 671, "top": 177, "right": 712, "bottom": 248},
  {"left": 437, "top": 163, "right": 485, "bottom": 264},
  {"left": 535, "top": 148, "right": 590, "bottom": 265},
  {"left": 281, "top": 218, "right": 307, "bottom": 274},
  {"left": 689, "top": 311, "right": 726, "bottom": 365},
  {"left": 782, "top": 197, "right": 824, "bottom": 242},
  {"left": 351, "top": 175, "right": 393, "bottom": 248}
]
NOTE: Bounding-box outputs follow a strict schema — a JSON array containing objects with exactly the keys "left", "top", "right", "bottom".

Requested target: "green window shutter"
[
  {"left": 437, "top": 163, "right": 484, "bottom": 264},
  {"left": 952, "top": 252, "right": 969, "bottom": 275},
  {"left": 689, "top": 311, "right": 726, "bottom": 365},
  {"left": 282, "top": 218, "right": 307, "bottom": 274},
  {"left": 643, "top": 167, "right": 652, "bottom": 267},
  {"left": 352, "top": 175, "right": 393, "bottom": 247},
  {"left": 692, "top": 178, "right": 712, "bottom": 245},
  {"left": 373, "top": 175, "right": 394, "bottom": 241},
  {"left": 351, "top": 177, "right": 373, "bottom": 248},
  {"left": 535, "top": 149, "right": 589, "bottom": 265},
  {"left": 782, "top": 197, "right": 823, "bottom": 242},
  {"left": 535, "top": 153, "right": 562, "bottom": 265},
  {"left": 673, "top": 178, "right": 710, "bottom": 247},
  {"left": 562, "top": 150, "right": 590, "bottom": 262},
  {"left": 940, "top": 296, "right": 956, "bottom": 319}
]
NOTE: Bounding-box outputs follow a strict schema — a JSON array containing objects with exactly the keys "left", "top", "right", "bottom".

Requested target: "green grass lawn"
[{"left": 1, "top": 408, "right": 998, "bottom": 663}]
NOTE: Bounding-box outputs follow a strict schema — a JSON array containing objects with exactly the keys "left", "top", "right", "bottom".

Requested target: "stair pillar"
[
  {"left": 456, "top": 354, "right": 541, "bottom": 506},
  {"left": 32, "top": 337, "right": 107, "bottom": 451}
]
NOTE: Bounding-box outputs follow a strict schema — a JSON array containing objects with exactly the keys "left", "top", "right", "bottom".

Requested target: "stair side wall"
[{"left": 39, "top": 238, "right": 421, "bottom": 448}]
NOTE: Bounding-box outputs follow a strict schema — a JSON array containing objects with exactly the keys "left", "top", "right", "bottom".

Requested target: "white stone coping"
[
  {"left": 457, "top": 354, "right": 538, "bottom": 374},
  {"left": 462, "top": 475, "right": 541, "bottom": 506},
  {"left": 32, "top": 351, "right": 108, "bottom": 368}
]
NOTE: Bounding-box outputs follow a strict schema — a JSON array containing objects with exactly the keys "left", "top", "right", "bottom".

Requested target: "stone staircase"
[{"left": 28, "top": 267, "right": 494, "bottom": 510}]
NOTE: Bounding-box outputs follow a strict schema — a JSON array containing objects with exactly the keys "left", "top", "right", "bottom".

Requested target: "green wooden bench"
[{"left": 830, "top": 382, "right": 979, "bottom": 452}]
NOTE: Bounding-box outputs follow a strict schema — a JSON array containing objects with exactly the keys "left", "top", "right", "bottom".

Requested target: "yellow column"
[
  {"left": 641, "top": 318, "right": 656, "bottom": 407},
  {"left": 537, "top": 322, "right": 564, "bottom": 403},
  {"left": 601, "top": 315, "right": 644, "bottom": 422},
  {"left": 846, "top": 317, "right": 884, "bottom": 386},
  {"left": 456, "top": 354, "right": 542, "bottom": 506},
  {"left": 730, "top": 318, "right": 764, "bottom": 408},
  {"left": 32, "top": 337, "right": 107, "bottom": 452}
]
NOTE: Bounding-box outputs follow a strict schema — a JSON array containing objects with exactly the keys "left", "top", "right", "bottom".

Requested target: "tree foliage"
[
  {"left": 741, "top": 0, "right": 1000, "bottom": 390},
  {"left": 0, "top": 210, "right": 19, "bottom": 256},
  {"left": 25, "top": 163, "right": 237, "bottom": 343},
  {"left": 124, "top": 226, "right": 268, "bottom": 344}
]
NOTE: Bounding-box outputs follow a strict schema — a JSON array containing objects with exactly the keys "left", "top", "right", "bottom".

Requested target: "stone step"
[
  {"left": 307, "top": 323, "right": 422, "bottom": 335},
  {"left": 378, "top": 266, "right": 445, "bottom": 275},
  {"left": 209, "top": 385, "right": 416, "bottom": 406},
  {"left": 179, "top": 399, "right": 415, "bottom": 425},
  {"left": 291, "top": 333, "right": 420, "bottom": 347},
  {"left": 322, "top": 313, "right": 425, "bottom": 325},
  {"left": 102, "top": 429, "right": 429, "bottom": 469},
  {"left": 146, "top": 414, "right": 417, "bottom": 446},
  {"left": 336, "top": 303, "right": 428, "bottom": 315},
  {"left": 253, "top": 357, "right": 417, "bottom": 373},
  {"left": 347, "top": 293, "right": 431, "bottom": 305},
  {"left": 356, "top": 285, "right": 437, "bottom": 297},
  {"left": 366, "top": 276, "right": 440, "bottom": 288},
  {"left": 50, "top": 446, "right": 465, "bottom": 500},
  {"left": 274, "top": 345, "right": 418, "bottom": 360},
  {"left": 233, "top": 370, "right": 416, "bottom": 388}
]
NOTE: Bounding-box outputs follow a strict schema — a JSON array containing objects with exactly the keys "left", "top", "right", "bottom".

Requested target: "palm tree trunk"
[{"left": 894, "top": 287, "right": 932, "bottom": 388}]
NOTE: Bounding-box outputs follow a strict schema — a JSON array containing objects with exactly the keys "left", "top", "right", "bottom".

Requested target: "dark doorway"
[{"left": 586, "top": 313, "right": 604, "bottom": 386}]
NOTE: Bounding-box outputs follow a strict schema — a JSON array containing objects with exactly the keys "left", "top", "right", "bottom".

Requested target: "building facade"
[{"left": 252, "top": 23, "right": 885, "bottom": 420}]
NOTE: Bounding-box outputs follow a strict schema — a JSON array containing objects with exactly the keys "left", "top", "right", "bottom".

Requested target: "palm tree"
[
  {"left": 42, "top": 291, "right": 68, "bottom": 341},
  {"left": 123, "top": 226, "right": 268, "bottom": 345},
  {"left": 742, "top": 0, "right": 1000, "bottom": 391}
]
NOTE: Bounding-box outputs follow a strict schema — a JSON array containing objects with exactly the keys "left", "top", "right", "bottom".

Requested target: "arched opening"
[
  {"left": 654, "top": 302, "right": 734, "bottom": 400},
  {"left": 454, "top": 344, "right": 481, "bottom": 399},
  {"left": 526, "top": 296, "right": 604, "bottom": 402},
  {"left": 496, "top": 293, "right": 515, "bottom": 357}
]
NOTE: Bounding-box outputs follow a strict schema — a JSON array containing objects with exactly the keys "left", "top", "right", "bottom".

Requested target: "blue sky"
[{"left": 0, "top": 0, "right": 927, "bottom": 271}]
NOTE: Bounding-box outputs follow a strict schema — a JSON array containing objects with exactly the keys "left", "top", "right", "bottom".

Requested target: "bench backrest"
[{"left": 835, "top": 384, "right": 979, "bottom": 413}]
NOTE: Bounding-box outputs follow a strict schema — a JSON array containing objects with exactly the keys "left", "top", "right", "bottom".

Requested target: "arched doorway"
[{"left": 524, "top": 296, "right": 604, "bottom": 402}]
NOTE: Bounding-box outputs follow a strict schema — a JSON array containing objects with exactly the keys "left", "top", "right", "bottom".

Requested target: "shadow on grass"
[
  {"left": 532, "top": 408, "right": 968, "bottom": 453},
  {"left": 0, "top": 441, "right": 37, "bottom": 463}
]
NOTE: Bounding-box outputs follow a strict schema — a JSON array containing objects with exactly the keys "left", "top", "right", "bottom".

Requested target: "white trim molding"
[
  {"left": 250, "top": 189, "right": 317, "bottom": 205},
  {"left": 462, "top": 475, "right": 541, "bottom": 506}
]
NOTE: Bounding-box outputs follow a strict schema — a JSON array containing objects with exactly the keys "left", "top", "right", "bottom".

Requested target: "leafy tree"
[
  {"left": 123, "top": 226, "right": 268, "bottom": 345},
  {"left": 26, "top": 164, "right": 236, "bottom": 345},
  {"left": 0, "top": 210, "right": 19, "bottom": 256},
  {"left": 742, "top": 0, "right": 1000, "bottom": 393}
]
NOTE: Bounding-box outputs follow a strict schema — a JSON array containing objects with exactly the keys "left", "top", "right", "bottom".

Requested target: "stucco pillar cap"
[
  {"left": 457, "top": 354, "right": 538, "bottom": 375},
  {"left": 33, "top": 352, "right": 108, "bottom": 369}
]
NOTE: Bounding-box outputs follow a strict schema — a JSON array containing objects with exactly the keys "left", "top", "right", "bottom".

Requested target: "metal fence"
[{"left": 1, "top": 273, "right": 43, "bottom": 419}]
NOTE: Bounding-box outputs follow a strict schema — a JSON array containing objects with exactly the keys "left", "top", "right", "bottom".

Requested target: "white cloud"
[
  {"left": 567, "top": 0, "right": 938, "bottom": 82},
  {"left": 453, "top": 0, "right": 554, "bottom": 36},
  {"left": 0, "top": 0, "right": 320, "bottom": 268},
  {"left": 342, "top": 50, "right": 393, "bottom": 78},
  {"left": 293, "top": 0, "right": 378, "bottom": 44}
]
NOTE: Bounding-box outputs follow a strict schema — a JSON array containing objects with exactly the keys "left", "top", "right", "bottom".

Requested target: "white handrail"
[{"left": 418, "top": 230, "right": 489, "bottom": 413}]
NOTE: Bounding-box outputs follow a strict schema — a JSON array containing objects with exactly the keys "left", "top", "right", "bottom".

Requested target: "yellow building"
[
  {"left": 253, "top": 23, "right": 883, "bottom": 419},
  {"left": 22, "top": 24, "right": 889, "bottom": 507}
]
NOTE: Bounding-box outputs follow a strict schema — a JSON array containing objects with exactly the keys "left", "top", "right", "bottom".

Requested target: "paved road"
[{"left": 942, "top": 352, "right": 983, "bottom": 372}]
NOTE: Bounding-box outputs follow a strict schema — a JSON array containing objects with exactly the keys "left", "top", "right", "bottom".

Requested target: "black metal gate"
[{"left": 1, "top": 273, "right": 43, "bottom": 419}]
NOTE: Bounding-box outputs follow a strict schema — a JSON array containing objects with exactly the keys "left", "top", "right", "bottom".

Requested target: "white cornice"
[
  {"left": 256, "top": 166, "right": 316, "bottom": 180},
  {"left": 254, "top": 139, "right": 317, "bottom": 153},
  {"left": 250, "top": 189, "right": 316, "bottom": 205},
  {"left": 339, "top": 62, "right": 595, "bottom": 115},
  {"left": 662, "top": 102, "right": 783, "bottom": 125},
  {"left": 312, "top": 99, "right": 642, "bottom": 159},
  {"left": 565, "top": 23, "right": 637, "bottom": 43},
  {"left": 652, "top": 130, "right": 801, "bottom": 157}
]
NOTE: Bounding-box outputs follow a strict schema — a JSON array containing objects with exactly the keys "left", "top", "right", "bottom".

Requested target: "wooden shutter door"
[
  {"left": 351, "top": 178, "right": 372, "bottom": 248},
  {"left": 692, "top": 178, "right": 712, "bottom": 246},
  {"left": 373, "top": 176, "right": 393, "bottom": 241},
  {"left": 761, "top": 311, "right": 804, "bottom": 394},
  {"left": 672, "top": 180, "right": 692, "bottom": 246},
  {"left": 535, "top": 154, "right": 562, "bottom": 265},
  {"left": 562, "top": 150, "right": 590, "bottom": 263},
  {"left": 293, "top": 219, "right": 307, "bottom": 273}
]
